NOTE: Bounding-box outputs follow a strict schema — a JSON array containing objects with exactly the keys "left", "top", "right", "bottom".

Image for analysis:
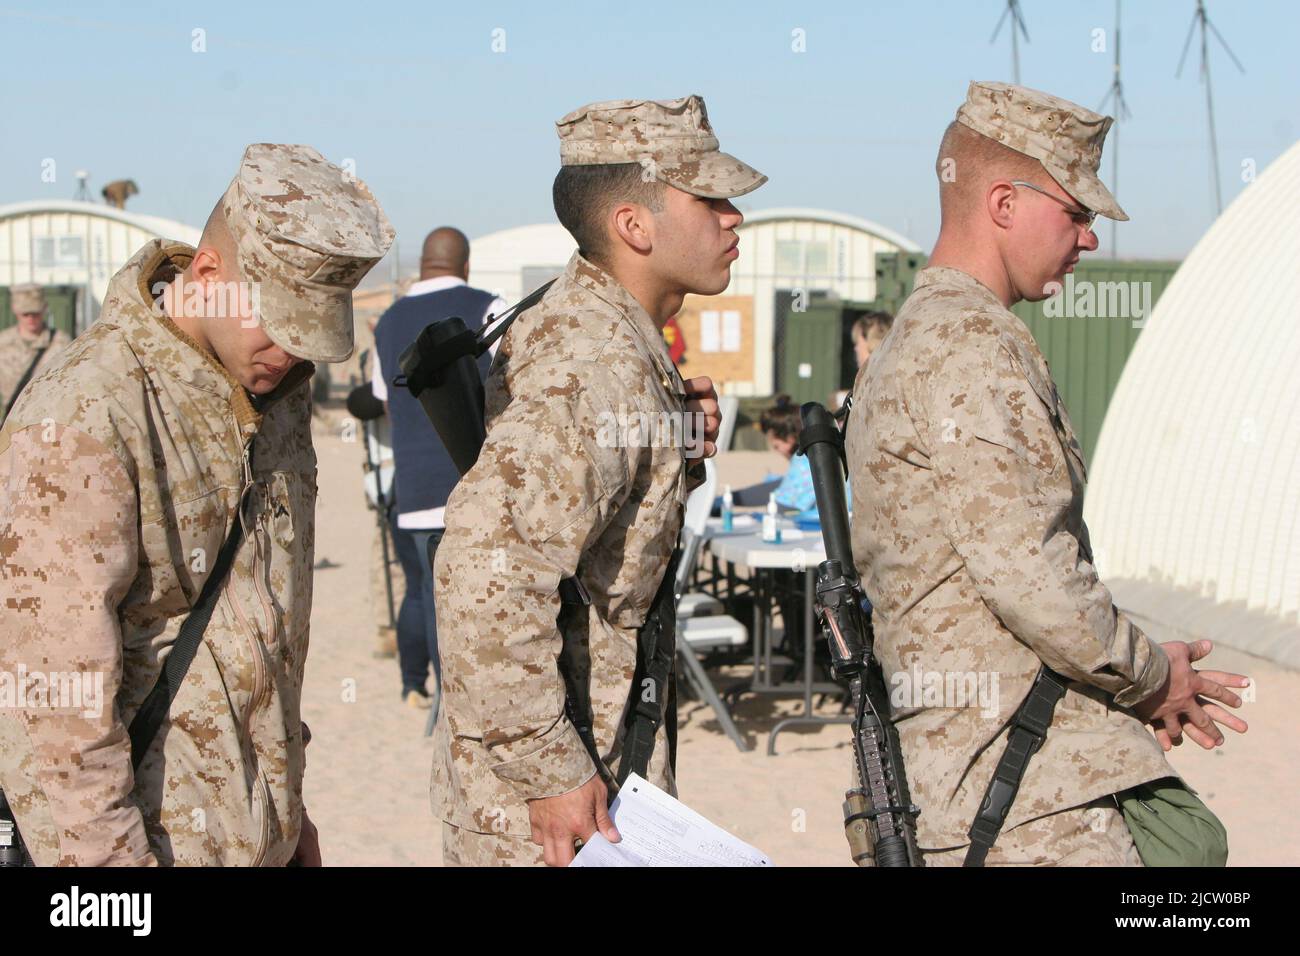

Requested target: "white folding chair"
[{"left": 675, "top": 457, "right": 749, "bottom": 750}]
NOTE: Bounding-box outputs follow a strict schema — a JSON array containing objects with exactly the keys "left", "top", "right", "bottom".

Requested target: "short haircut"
[
  {"left": 553, "top": 163, "right": 666, "bottom": 262},
  {"left": 935, "top": 120, "right": 1044, "bottom": 225},
  {"left": 852, "top": 310, "right": 893, "bottom": 343},
  {"left": 198, "top": 199, "right": 242, "bottom": 279},
  {"left": 760, "top": 393, "right": 801, "bottom": 441}
]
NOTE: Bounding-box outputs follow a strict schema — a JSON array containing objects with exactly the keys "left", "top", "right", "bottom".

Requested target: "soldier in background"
[
  {"left": 0, "top": 144, "right": 392, "bottom": 865},
  {"left": 0, "top": 284, "right": 71, "bottom": 422},
  {"left": 845, "top": 82, "right": 1249, "bottom": 866},
  {"left": 432, "top": 95, "right": 762, "bottom": 866}
]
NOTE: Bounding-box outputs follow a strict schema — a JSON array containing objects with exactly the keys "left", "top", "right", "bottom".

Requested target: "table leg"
[
  {"left": 803, "top": 565, "right": 814, "bottom": 717},
  {"left": 768, "top": 565, "right": 853, "bottom": 755}
]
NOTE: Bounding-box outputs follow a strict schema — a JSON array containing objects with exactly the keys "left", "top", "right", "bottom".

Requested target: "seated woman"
[
  {"left": 761, "top": 394, "right": 817, "bottom": 513},
  {"left": 712, "top": 394, "right": 810, "bottom": 512}
]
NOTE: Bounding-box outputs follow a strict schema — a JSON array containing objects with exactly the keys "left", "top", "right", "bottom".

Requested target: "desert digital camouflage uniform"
[
  {"left": 432, "top": 95, "right": 764, "bottom": 865},
  {"left": 0, "top": 284, "right": 71, "bottom": 414},
  {"left": 844, "top": 83, "right": 1175, "bottom": 866},
  {"left": 0, "top": 144, "right": 392, "bottom": 866}
]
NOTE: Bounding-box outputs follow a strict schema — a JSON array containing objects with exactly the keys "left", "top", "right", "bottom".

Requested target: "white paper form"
[{"left": 569, "top": 773, "right": 771, "bottom": 867}]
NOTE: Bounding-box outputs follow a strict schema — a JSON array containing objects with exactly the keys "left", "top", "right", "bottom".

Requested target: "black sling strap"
[
  {"left": 615, "top": 550, "right": 680, "bottom": 785},
  {"left": 559, "top": 550, "right": 680, "bottom": 793},
  {"left": 127, "top": 499, "right": 247, "bottom": 771},
  {"left": 2, "top": 344, "right": 50, "bottom": 422},
  {"left": 964, "top": 666, "right": 1070, "bottom": 866}
]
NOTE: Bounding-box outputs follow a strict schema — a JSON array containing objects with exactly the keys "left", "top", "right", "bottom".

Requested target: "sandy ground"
[{"left": 302, "top": 408, "right": 1297, "bottom": 866}]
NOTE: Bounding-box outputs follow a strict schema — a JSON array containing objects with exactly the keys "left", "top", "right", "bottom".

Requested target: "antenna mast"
[
  {"left": 990, "top": 0, "right": 1031, "bottom": 85},
  {"left": 1176, "top": 0, "right": 1245, "bottom": 215},
  {"left": 1098, "top": 0, "right": 1131, "bottom": 258}
]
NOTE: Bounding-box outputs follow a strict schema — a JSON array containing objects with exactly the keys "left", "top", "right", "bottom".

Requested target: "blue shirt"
[{"left": 772, "top": 452, "right": 852, "bottom": 514}]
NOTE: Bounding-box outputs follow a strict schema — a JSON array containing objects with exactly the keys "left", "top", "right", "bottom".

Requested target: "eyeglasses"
[{"left": 1009, "top": 181, "right": 1098, "bottom": 230}]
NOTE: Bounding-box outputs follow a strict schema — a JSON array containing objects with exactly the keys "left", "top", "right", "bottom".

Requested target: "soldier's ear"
[
  {"left": 609, "top": 201, "right": 653, "bottom": 256},
  {"left": 190, "top": 245, "right": 226, "bottom": 286},
  {"left": 987, "top": 181, "right": 1017, "bottom": 230}
]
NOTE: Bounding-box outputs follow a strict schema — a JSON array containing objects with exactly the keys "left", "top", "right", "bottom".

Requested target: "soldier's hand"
[
  {"left": 527, "top": 775, "right": 620, "bottom": 867},
  {"left": 1132, "top": 640, "right": 1250, "bottom": 751},
  {"left": 683, "top": 376, "right": 721, "bottom": 459}
]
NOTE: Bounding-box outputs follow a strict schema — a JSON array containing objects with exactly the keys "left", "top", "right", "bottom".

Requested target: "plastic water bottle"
[
  {"left": 721, "top": 485, "right": 734, "bottom": 532},
  {"left": 762, "top": 492, "right": 782, "bottom": 545}
]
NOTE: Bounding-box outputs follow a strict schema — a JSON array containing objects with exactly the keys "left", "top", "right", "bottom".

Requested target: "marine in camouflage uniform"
[
  {"left": 0, "top": 284, "right": 71, "bottom": 419},
  {"left": 847, "top": 83, "right": 1202, "bottom": 866},
  {"left": 432, "top": 96, "right": 764, "bottom": 866},
  {"left": 0, "top": 144, "right": 392, "bottom": 865}
]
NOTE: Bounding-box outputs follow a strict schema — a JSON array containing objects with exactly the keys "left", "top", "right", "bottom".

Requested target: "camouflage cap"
[
  {"left": 956, "top": 81, "right": 1128, "bottom": 221},
  {"left": 10, "top": 283, "right": 46, "bottom": 315},
  {"left": 556, "top": 95, "right": 766, "bottom": 200},
  {"left": 220, "top": 143, "right": 395, "bottom": 363}
]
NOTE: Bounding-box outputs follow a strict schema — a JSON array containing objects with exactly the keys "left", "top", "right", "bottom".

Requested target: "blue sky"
[{"left": 2, "top": 0, "right": 1295, "bottom": 270}]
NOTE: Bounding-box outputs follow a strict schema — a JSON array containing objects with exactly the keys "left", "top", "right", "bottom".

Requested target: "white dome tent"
[{"left": 1084, "top": 140, "right": 1300, "bottom": 666}]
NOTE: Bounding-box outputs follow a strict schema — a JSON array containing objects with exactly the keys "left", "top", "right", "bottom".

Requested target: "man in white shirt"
[{"left": 372, "top": 228, "right": 507, "bottom": 713}]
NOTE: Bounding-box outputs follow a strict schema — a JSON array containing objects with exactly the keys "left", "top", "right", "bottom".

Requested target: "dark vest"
[{"left": 375, "top": 283, "right": 496, "bottom": 518}]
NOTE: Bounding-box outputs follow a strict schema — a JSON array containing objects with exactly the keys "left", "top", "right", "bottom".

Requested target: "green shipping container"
[{"left": 852, "top": 253, "right": 1180, "bottom": 466}]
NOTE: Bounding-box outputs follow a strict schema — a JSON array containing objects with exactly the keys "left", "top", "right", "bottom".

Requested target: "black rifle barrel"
[{"left": 799, "top": 402, "right": 855, "bottom": 571}]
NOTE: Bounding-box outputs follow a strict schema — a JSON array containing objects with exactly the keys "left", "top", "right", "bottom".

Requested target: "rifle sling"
[
  {"left": 963, "top": 666, "right": 1069, "bottom": 866},
  {"left": 127, "top": 491, "right": 248, "bottom": 771},
  {"left": 2, "top": 343, "right": 50, "bottom": 422},
  {"left": 615, "top": 550, "right": 680, "bottom": 785}
]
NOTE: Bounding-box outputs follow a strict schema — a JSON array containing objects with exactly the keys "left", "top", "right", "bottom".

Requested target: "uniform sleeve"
[
  {"left": 924, "top": 338, "right": 1168, "bottom": 708},
  {"left": 0, "top": 422, "right": 156, "bottom": 865},
  {"left": 434, "top": 364, "right": 631, "bottom": 801}
]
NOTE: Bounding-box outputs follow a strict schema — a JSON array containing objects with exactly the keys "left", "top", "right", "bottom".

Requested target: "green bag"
[{"left": 1119, "top": 777, "right": 1228, "bottom": 867}]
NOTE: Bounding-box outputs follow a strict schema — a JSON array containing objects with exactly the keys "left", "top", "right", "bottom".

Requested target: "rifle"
[
  {"left": 0, "top": 786, "right": 33, "bottom": 867},
  {"left": 798, "top": 400, "right": 922, "bottom": 867}
]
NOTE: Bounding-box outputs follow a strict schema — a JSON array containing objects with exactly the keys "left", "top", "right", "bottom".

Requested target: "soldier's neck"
[
  {"left": 162, "top": 269, "right": 215, "bottom": 355},
  {"left": 929, "top": 232, "right": 1020, "bottom": 309},
  {"left": 605, "top": 264, "right": 682, "bottom": 329}
]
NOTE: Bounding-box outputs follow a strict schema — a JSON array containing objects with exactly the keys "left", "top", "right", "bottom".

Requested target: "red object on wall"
[{"left": 663, "top": 315, "right": 687, "bottom": 365}]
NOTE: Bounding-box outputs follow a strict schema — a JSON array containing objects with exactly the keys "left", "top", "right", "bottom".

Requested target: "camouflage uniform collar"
[
  {"left": 567, "top": 252, "right": 683, "bottom": 392},
  {"left": 914, "top": 265, "right": 1002, "bottom": 301},
  {"left": 122, "top": 240, "right": 312, "bottom": 436},
  {"left": 915, "top": 266, "right": 1007, "bottom": 311}
]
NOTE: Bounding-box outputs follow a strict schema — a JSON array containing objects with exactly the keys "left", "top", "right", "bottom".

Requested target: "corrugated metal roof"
[{"left": 1084, "top": 139, "right": 1300, "bottom": 665}]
